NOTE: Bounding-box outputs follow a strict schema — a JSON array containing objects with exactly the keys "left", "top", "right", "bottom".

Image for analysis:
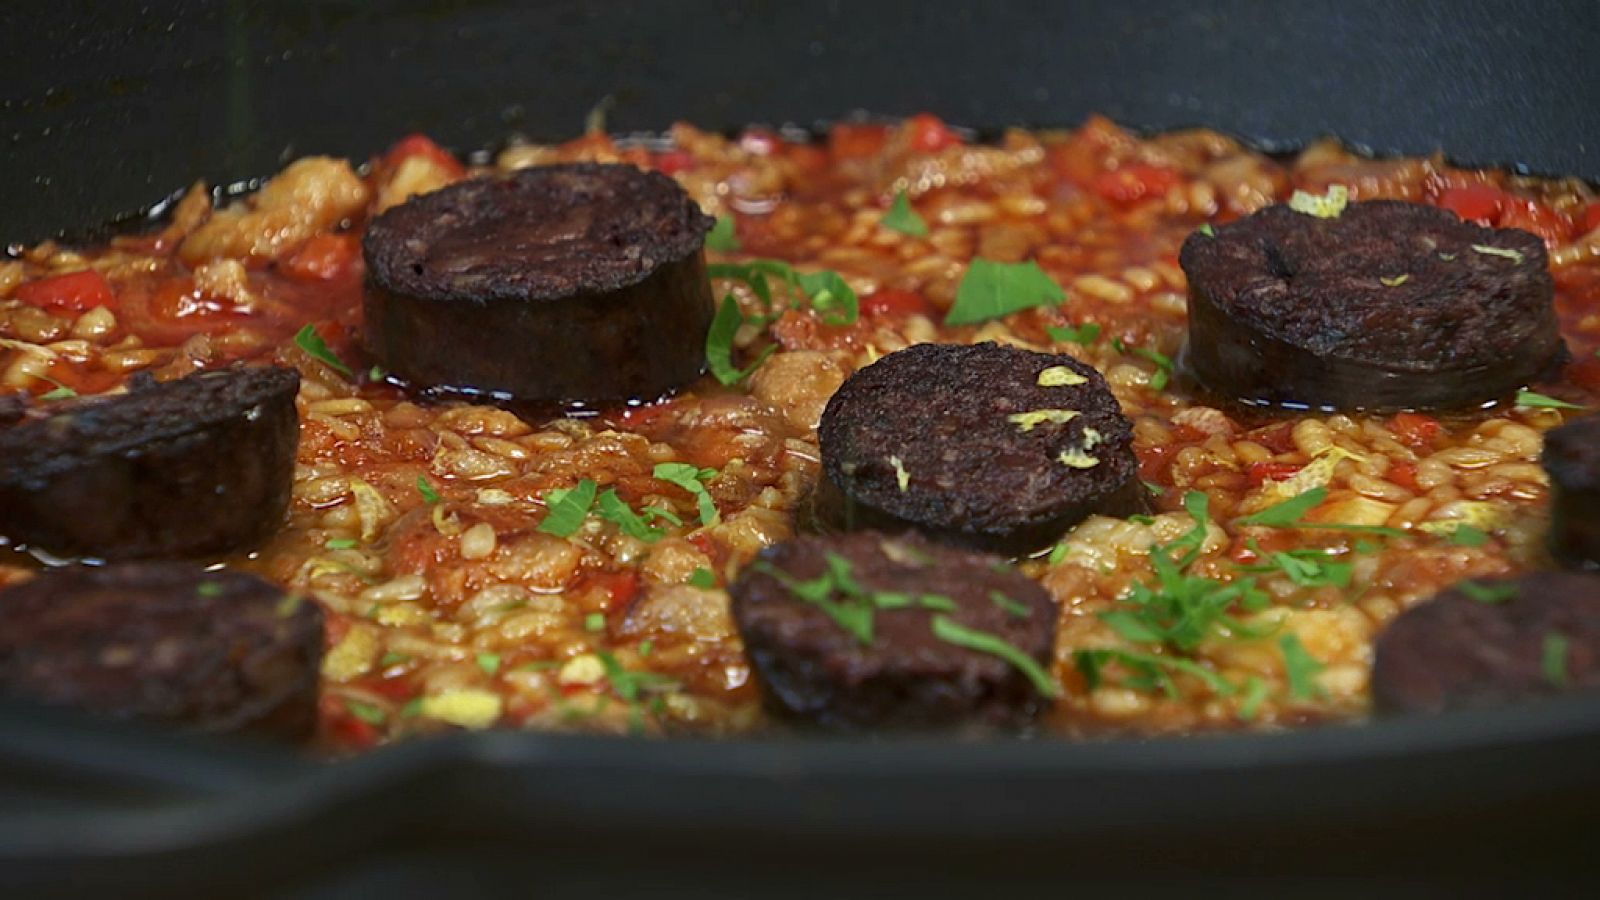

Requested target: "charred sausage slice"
[
  {"left": 1179, "top": 199, "right": 1562, "bottom": 411},
  {"left": 1371, "top": 572, "right": 1600, "bottom": 714},
  {"left": 815, "top": 341, "right": 1143, "bottom": 557},
  {"left": 729, "top": 531, "right": 1058, "bottom": 731},
  {"left": 1543, "top": 415, "right": 1600, "bottom": 569},
  {"left": 363, "top": 162, "right": 716, "bottom": 404},
  {"left": 0, "top": 365, "right": 299, "bottom": 560},
  {"left": 0, "top": 563, "right": 322, "bottom": 740}
]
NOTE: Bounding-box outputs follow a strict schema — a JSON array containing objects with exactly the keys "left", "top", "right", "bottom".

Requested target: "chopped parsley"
[
  {"left": 1237, "top": 676, "right": 1269, "bottom": 721},
  {"left": 751, "top": 559, "right": 876, "bottom": 644},
  {"left": 324, "top": 537, "right": 359, "bottom": 550},
  {"left": 293, "top": 323, "right": 352, "bottom": 377},
  {"left": 368, "top": 365, "right": 386, "bottom": 382},
  {"left": 344, "top": 699, "right": 386, "bottom": 726},
  {"left": 944, "top": 258, "right": 1064, "bottom": 326},
  {"left": 537, "top": 478, "right": 598, "bottom": 537},
  {"left": 1234, "top": 487, "right": 1407, "bottom": 537},
  {"left": 881, "top": 190, "right": 929, "bottom": 237},
  {"left": 1196, "top": 223, "right": 1216, "bottom": 237},
  {"left": 584, "top": 612, "right": 605, "bottom": 633},
  {"left": 705, "top": 216, "right": 741, "bottom": 252},
  {"left": 475, "top": 652, "right": 502, "bottom": 676},
  {"left": 1279, "top": 634, "right": 1325, "bottom": 699},
  {"left": 688, "top": 567, "right": 716, "bottom": 588},
  {"left": 1046, "top": 322, "right": 1102, "bottom": 345},
  {"left": 653, "top": 463, "right": 719, "bottom": 526},
  {"left": 379, "top": 651, "right": 411, "bottom": 667},
  {"left": 597, "top": 488, "right": 667, "bottom": 542},
  {"left": 415, "top": 476, "right": 442, "bottom": 505},
  {"left": 1112, "top": 338, "right": 1174, "bottom": 390},
  {"left": 1075, "top": 647, "right": 1234, "bottom": 698},
  {"left": 705, "top": 295, "right": 775, "bottom": 385},
  {"left": 989, "top": 590, "right": 1031, "bottom": 618},
  {"left": 1287, "top": 184, "right": 1349, "bottom": 219},
  {"left": 707, "top": 260, "right": 859, "bottom": 325},
  {"left": 1449, "top": 524, "right": 1490, "bottom": 547},
  {"left": 39, "top": 385, "right": 76, "bottom": 400},
  {"left": 1458, "top": 580, "right": 1517, "bottom": 604},
  {"left": 1237, "top": 543, "right": 1353, "bottom": 589},
  {"left": 195, "top": 581, "right": 225, "bottom": 598},
  {"left": 931, "top": 615, "right": 1060, "bottom": 697},
  {"left": 1515, "top": 390, "right": 1586, "bottom": 410},
  {"left": 1543, "top": 632, "right": 1570, "bottom": 687}
]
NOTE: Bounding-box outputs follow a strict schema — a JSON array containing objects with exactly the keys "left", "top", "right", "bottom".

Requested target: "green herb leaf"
[
  {"left": 1458, "top": 580, "right": 1518, "bottom": 604},
  {"left": 796, "top": 269, "right": 859, "bottom": 326},
  {"left": 881, "top": 190, "right": 929, "bottom": 237},
  {"left": 400, "top": 697, "right": 424, "bottom": 718},
  {"left": 345, "top": 699, "right": 386, "bottom": 726},
  {"left": 1197, "top": 223, "right": 1216, "bottom": 237},
  {"left": 918, "top": 593, "right": 958, "bottom": 612},
  {"left": 705, "top": 295, "right": 774, "bottom": 385},
  {"left": 1279, "top": 634, "right": 1325, "bottom": 700},
  {"left": 1115, "top": 341, "right": 1174, "bottom": 390},
  {"left": 40, "top": 385, "right": 76, "bottom": 400},
  {"left": 597, "top": 488, "right": 665, "bottom": 542},
  {"left": 705, "top": 216, "right": 741, "bottom": 252},
  {"left": 638, "top": 640, "right": 654, "bottom": 658},
  {"left": 415, "top": 476, "right": 442, "bottom": 505},
  {"left": 196, "top": 581, "right": 224, "bottom": 598},
  {"left": 1516, "top": 390, "right": 1586, "bottom": 410},
  {"left": 1074, "top": 648, "right": 1235, "bottom": 698},
  {"left": 475, "top": 652, "right": 502, "bottom": 676},
  {"left": 707, "top": 260, "right": 858, "bottom": 325},
  {"left": 1449, "top": 524, "right": 1490, "bottom": 547},
  {"left": 944, "top": 258, "right": 1065, "bottom": 326},
  {"left": 931, "top": 615, "right": 1060, "bottom": 697},
  {"left": 379, "top": 651, "right": 411, "bottom": 667},
  {"left": 584, "top": 612, "right": 605, "bottom": 633},
  {"left": 688, "top": 567, "right": 716, "bottom": 588},
  {"left": 1047, "top": 542, "right": 1070, "bottom": 565},
  {"left": 641, "top": 505, "right": 684, "bottom": 526},
  {"left": 653, "top": 463, "right": 719, "bottom": 526},
  {"left": 988, "top": 590, "right": 1031, "bottom": 618},
  {"left": 1237, "top": 676, "right": 1269, "bottom": 721},
  {"left": 293, "top": 323, "right": 352, "bottom": 377},
  {"left": 1046, "top": 322, "right": 1102, "bottom": 345},
  {"left": 1543, "top": 632, "right": 1570, "bottom": 687},
  {"left": 537, "top": 478, "right": 598, "bottom": 537},
  {"left": 1238, "top": 545, "right": 1353, "bottom": 589},
  {"left": 368, "top": 365, "right": 386, "bottom": 382},
  {"left": 324, "top": 538, "right": 359, "bottom": 550},
  {"left": 1236, "top": 488, "right": 1329, "bottom": 527}
]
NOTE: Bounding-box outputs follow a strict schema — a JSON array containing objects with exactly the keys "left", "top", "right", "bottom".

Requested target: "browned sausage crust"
[
  {"left": 815, "top": 341, "right": 1143, "bottom": 557},
  {"left": 1543, "top": 415, "right": 1600, "bottom": 569},
  {"left": 363, "top": 163, "right": 715, "bottom": 404},
  {"left": 730, "top": 531, "right": 1058, "bottom": 731},
  {"left": 0, "top": 365, "right": 299, "bottom": 560},
  {"left": 1179, "top": 199, "right": 1562, "bottom": 411},
  {"left": 1371, "top": 572, "right": 1600, "bottom": 714},
  {"left": 0, "top": 563, "right": 323, "bottom": 740}
]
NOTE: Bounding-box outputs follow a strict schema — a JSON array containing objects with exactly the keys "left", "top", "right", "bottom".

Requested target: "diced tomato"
[
  {"left": 1246, "top": 461, "right": 1304, "bottom": 487},
  {"left": 1436, "top": 185, "right": 1506, "bottom": 225},
  {"left": 1091, "top": 164, "right": 1181, "bottom": 205},
  {"left": 1387, "top": 461, "right": 1421, "bottom": 494},
  {"left": 1170, "top": 422, "right": 1208, "bottom": 443},
  {"left": 591, "top": 570, "right": 641, "bottom": 608},
  {"left": 362, "top": 675, "right": 420, "bottom": 702},
  {"left": 1581, "top": 202, "right": 1600, "bottom": 236},
  {"left": 1389, "top": 411, "right": 1442, "bottom": 449},
  {"left": 13, "top": 270, "right": 117, "bottom": 313},
  {"left": 905, "top": 113, "right": 961, "bottom": 154},
  {"left": 282, "top": 233, "right": 358, "bottom": 282},
  {"left": 382, "top": 133, "right": 466, "bottom": 179},
  {"left": 1496, "top": 197, "right": 1574, "bottom": 246},
  {"left": 1251, "top": 421, "right": 1298, "bottom": 454},
  {"left": 861, "top": 289, "right": 933, "bottom": 318},
  {"left": 654, "top": 148, "right": 696, "bottom": 175},
  {"left": 829, "top": 123, "right": 889, "bottom": 161}
]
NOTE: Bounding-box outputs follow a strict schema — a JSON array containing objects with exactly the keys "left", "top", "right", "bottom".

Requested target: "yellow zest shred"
[
  {"left": 889, "top": 455, "right": 910, "bottom": 491},
  {"left": 1288, "top": 184, "right": 1350, "bottom": 218},
  {"left": 1037, "top": 365, "right": 1087, "bottom": 387},
  {"left": 348, "top": 478, "right": 394, "bottom": 542},
  {"left": 1418, "top": 501, "right": 1507, "bottom": 536},
  {"left": 1260, "top": 446, "right": 1365, "bottom": 502},
  {"left": 1008, "top": 408, "right": 1080, "bottom": 432},
  {"left": 1058, "top": 448, "right": 1100, "bottom": 469},
  {"left": 1471, "top": 244, "right": 1526, "bottom": 264}
]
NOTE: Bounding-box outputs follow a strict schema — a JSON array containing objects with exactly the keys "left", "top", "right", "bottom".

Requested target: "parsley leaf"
[
  {"left": 1237, "top": 676, "right": 1269, "bottom": 720},
  {"left": 537, "top": 478, "right": 598, "bottom": 537},
  {"left": 1458, "top": 580, "right": 1517, "bottom": 604},
  {"left": 324, "top": 538, "right": 359, "bottom": 550},
  {"left": 705, "top": 295, "right": 774, "bottom": 385},
  {"left": 688, "top": 567, "right": 716, "bottom": 588},
  {"left": 653, "top": 463, "right": 719, "bottom": 526},
  {"left": 1075, "top": 648, "right": 1235, "bottom": 698},
  {"left": 1449, "top": 524, "right": 1490, "bottom": 547},
  {"left": 1516, "top": 390, "right": 1586, "bottom": 410},
  {"left": 705, "top": 216, "right": 741, "bottom": 252},
  {"left": 584, "top": 612, "right": 605, "bottom": 632},
  {"left": 1113, "top": 339, "right": 1175, "bottom": 390},
  {"left": 344, "top": 699, "right": 386, "bottom": 726},
  {"left": 988, "top": 590, "right": 1031, "bottom": 618},
  {"left": 1046, "top": 322, "right": 1102, "bottom": 345},
  {"left": 293, "top": 323, "right": 352, "bottom": 377},
  {"left": 1279, "top": 634, "right": 1325, "bottom": 699},
  {"left": 40, "top": 385, "right": 77, "bottom": 400},
  {"left": 1543, "top": 632, "right": 1570, "bottom": 687},
  {"left": 596, "top": 488, "right": 666, "bottom": 542},
  {"left": 707, "top": 260, "right": 858, "bottom": 325},
  {"left": 475, "top": 652, "right": 501, "bottom": 676},
  {"left": 931, "top": 615, "right": 1060, "bottom": 697},
  {"left": 1235, "top": 487, "right": 1407, "bottom": 537},
  {"left": 881, "top": 190, "right": 929, "bottom": 237},
  {"left": 1237, "top": 544, "right": 1353, "bottom": 589},
  {"left": 944, "top": 258, "right": 1064, "bottom": 326},
  {"left": 415, "top": 476, "right": 442, "bottom": 505}
]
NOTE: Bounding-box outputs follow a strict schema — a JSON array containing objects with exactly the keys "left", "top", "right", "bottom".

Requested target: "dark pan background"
[{"left": 3, "top": 0, "right": 1600, "bottom": 896}]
